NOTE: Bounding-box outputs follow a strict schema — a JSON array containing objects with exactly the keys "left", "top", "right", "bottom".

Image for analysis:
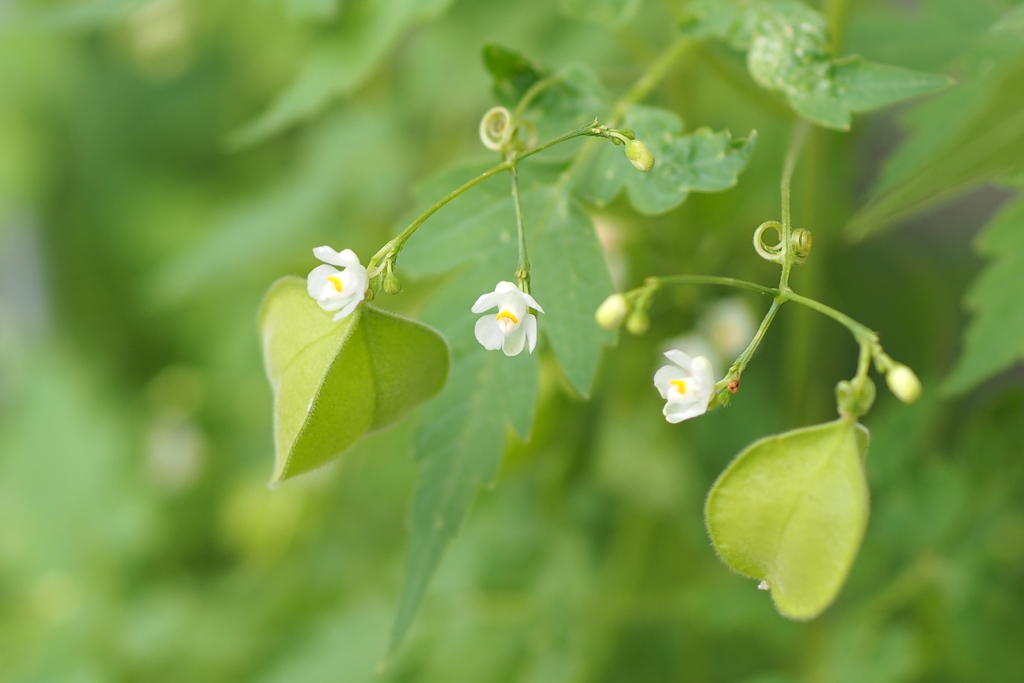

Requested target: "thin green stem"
[
  {"left": 779, "top": 120, "right": 810, "bottom": 288},
  {"left": 644, "top": 274, "right": 780, "bottom": 298},
  {"left": 616, "top": 37, "right": 693, "bottom": 116},
  {"left": 639, "top": 275, "right": 878, "bottom": 357},
  {"left": 783, "top": 290, "right": 877, "bottom": 343},
  {"left": 510, "top": 164, "right": 530, "bottom": 291},
  {"left": 729, "top": 300, "right": 781, "bottom": 380},
  {"left": 513, "top": 73, "right": 564, "bottom": 121}
]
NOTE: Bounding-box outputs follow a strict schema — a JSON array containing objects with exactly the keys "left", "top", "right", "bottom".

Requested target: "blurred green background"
[{"left": 2, "top": 0, "right": 1024, "bottom": 681}]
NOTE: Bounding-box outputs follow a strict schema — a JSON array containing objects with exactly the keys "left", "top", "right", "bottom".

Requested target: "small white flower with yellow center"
[
  {"left": 653, "top": 349, "right": 716, "bottom": 424},
  {"left": 306, "top": 246, "right": 368, "bottom": 321},
  {"left": 472, "top": 281, "right": 544, "bottom": 356}
]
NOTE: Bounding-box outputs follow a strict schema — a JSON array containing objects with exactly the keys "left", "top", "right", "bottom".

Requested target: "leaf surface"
[
  {"left": 944, "top": 196, "right": 1024, "bottom": 394},
  {"left": 390, "top": 259, "right": 539, "bottom": 650},
  {"left": 705, "top": 418, "right": 871, "bottom": 620},
  {"left": 259, "top": 277, "right": 449, "bottom": 484},
  {"left": 558, "top": 0, "right": 643, "bottom": 28},
  {"left": 581, "top": 105, "right": 756, "bottom": 215}
]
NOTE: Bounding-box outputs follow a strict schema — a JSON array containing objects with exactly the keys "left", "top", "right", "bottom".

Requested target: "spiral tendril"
[
  {"left": 753, "top": 221, "right": 785, "bottom": 264},
  {"left": 479, "top": 106, "right": 513, "bottom": 151}
]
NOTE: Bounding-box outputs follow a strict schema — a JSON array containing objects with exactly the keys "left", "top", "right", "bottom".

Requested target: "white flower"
[
  {"left": 653, "top": 349, "right": 716, "bottom": 424},
  {"left": 472, "top": 281, "right": 544, "bottom": 356},
  {"left": 306, "top": 246, "right": 368, "bottom": 321}
]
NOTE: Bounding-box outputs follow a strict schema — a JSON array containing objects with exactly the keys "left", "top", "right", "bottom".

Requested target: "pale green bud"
[
  {"left": 382, "top": 270, "right": 403, "bottom": 295},
  {"left": 625, "top": 139, "right": 655, "bottom": 172},
  {"left": 886, "top": 364, "right": 921, "bottom": 404},
  {"left": 595, "top": 294, "right": 629, "bottom": 330},
  {"left": 625, "top": 309, "right": 650, "bottom": 335},
  {"left": 836, "top": 377, "right": 876, "bottom": 418}
]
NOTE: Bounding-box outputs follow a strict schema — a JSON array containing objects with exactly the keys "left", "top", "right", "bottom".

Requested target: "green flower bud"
[
  {"left": 595, "top": 294, "right": 629, "bottom": 330},
  {"left": 836, "top": 377, "right": 876, "bottom": 418},
  {"left": 886, "top": 364, "right": 921, "bottom": 404},
  {"left": 382, "top": 270, "right": 403, "bottom": 295},
  {"left": 625, "top": 139, "right": 655, "bottom": 172},
  {"left": 791, "top": 228, "right": 813, "bottom": 262},
  {"left": 625, "top": 309, "right": 650, "bottom": 335}
]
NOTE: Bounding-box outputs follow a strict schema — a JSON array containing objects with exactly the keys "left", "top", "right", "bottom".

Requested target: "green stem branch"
[
  {"left": 510, "top": 164, "right": 530, "bottom": 291},
  {"left": 779, "top": 120, "right": 810, "bottom": 288}
]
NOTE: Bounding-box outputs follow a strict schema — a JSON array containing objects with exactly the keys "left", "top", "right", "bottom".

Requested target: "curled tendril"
[
  {"left": 479, "top": 106, "right": 513, "bottom": 151},
  {"left": 753, "top": 221, "right": 785, "bottom": 264},
  {"left": 790, "top": 228, "right": 812, "bottom": 263}
]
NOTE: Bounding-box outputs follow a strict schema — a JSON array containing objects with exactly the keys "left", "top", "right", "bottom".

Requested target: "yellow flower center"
[
  {"left": 327, "top": 276, "right": 343, "bottom": 293},
  {"left": 670, "top": 379, "right": 687, "bottom": 394},
  {"left": 496, "top": 310, "right": 518, "bottom": 324}
]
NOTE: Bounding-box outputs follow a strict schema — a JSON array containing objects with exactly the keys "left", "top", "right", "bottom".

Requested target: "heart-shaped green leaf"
[
  {"left": 705, "top": 418, "right": 870, "bottom": 620},
  {"left": 259, "top": 277, "right": 450, "bottom": 485}
]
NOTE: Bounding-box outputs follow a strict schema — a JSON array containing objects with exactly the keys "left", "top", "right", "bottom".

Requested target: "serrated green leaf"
[
  {"left": 849, "top": 54, "right": 1024, "bottom": 239},
  {"left": 390, "top": 340, "right": 538, "bottom": 652},
  {"left": 259, "top": 277, "right": 449, "bottom": 484},
  {"left": 944, "top": 196, "right": 1024, "bottom": 394},
  {"left": 835, "top": 58, "right": 954, "bottom": 113},
  {"left": 229, "top": 0, "right": 454, "bottom": 148},
  {"left": 399, "top": 163, "right": 615, "bottom": 396},
  {"left": 558, "top": 0, "right": 643, "bottom": 28},
  {"left": 482, "top": 43, "right": 548, "bottom": 108},
  {"left": 698, "top": 0, "right": 951, "bottom": 130},
  {"left": 526, "top": 188, "right": 614, "bottom": 396},
  {"left": 581, "top": 105, "right": 757, "bottom": 215},
  {"left": 705, "top": 418, "right": 871, "bottom": 620}
]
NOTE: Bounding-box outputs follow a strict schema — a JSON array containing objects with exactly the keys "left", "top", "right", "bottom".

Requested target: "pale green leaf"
[
  {"left": 390, "top": 344, "right": 539, "bottom": 651},
  {"left": 705, "top": 418, "right": 871, "bottom": 620},
  {"left": 558, "top": 0, "right": 643, "bottom": 28},
  {"left": 944, "top": 196, "right": 1024, "bottom": 394},
  {"left": 581, "top": 105, "right": 757, "bottom": 215},
  {"left": 229, "top": 0, "right": 455, "bottom": 148},
  {"left": 525, "top": 188, "right": 615, "bottom": 396},
  {"left": 259, "top": 277, "right": 449, "bottom": 484},
  {"left": 835, "top": 58, "right": 954, "bottom": 113}
]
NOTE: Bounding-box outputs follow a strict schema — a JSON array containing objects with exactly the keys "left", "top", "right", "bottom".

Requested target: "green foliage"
[
  {"left": 259, "top": 277, "right": 449, "bottom": 483},
  {"left": 945, "top": 196, "right": 1024, "bottom": 394},
  {"left": 706, "top": 419, "right": 870, "bottom": 620},
  {"left": 682, "top": 0, "right": 952, "bottom": 130},
  {"left": 558, "top": 0, "right": 643, "bottom": 28},
  {"left": 581, "top": 105, "right": 757, "bottom": 215},
  {"left": 482, "top": 43, "right": 547, "bottom": 108},
  {"left": 849, "top": 47, "right": 1024, "bottom": 238},
  {"left": 229, "top": 0, "right": 456, "bottom": 148}
]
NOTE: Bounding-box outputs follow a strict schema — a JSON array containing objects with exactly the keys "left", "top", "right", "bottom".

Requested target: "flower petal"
[
  {"left": 502, "top": 324, "right": 527, "bottom": 356},
  {"left": 332, "top": 297, "right": 361, "bottom": 321},
  {"left": 313, "top": 246, "right": 361, "bottom": 268},
  {"left": 475, "top": 316, "right": 504, "bottom": 351},
  {"left": 663, "top": 399, "right": 708, "bottom": 424},
  {"left": 307, "top": 264, "right": 339, "bottom": 299},
  {"left": 522, "top": 291, "right": 544, "bottom": 314},
  {"left": 653, "top": 365, "right": 687, "bottom": 398},
  {"left": 495, "top": 281, "right": 519, "bottom": 294},
  {"left": 471, "top": 290, "right": 505, "bottom": 314},
  {"left": 691, "top": 355, "right": 717, "bottom": 403},
  {"left": 524, "top": 313, "right": 538, "bottom": 353},
  {"left": 663, "top": 349, "right": 694, "bottom": 372}
]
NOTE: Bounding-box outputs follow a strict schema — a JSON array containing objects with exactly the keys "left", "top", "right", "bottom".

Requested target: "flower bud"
[
  {"left": 836, "top": 377, "right": 876, "bottom": 418},
  {"left": 595, "top": 294, "right": 629, "bottom": 330},
  {"left": 625, "top": 309, "right": 650, "bottom": 335},
  {"left": 382, "top": 270, "right": 403, "bottom": 295},
  {"left": 886, "top": 364, "right": 921, "bottom": 404},
  {"left": 625, "top": 140, "right": 655, "bottom": 172}
]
